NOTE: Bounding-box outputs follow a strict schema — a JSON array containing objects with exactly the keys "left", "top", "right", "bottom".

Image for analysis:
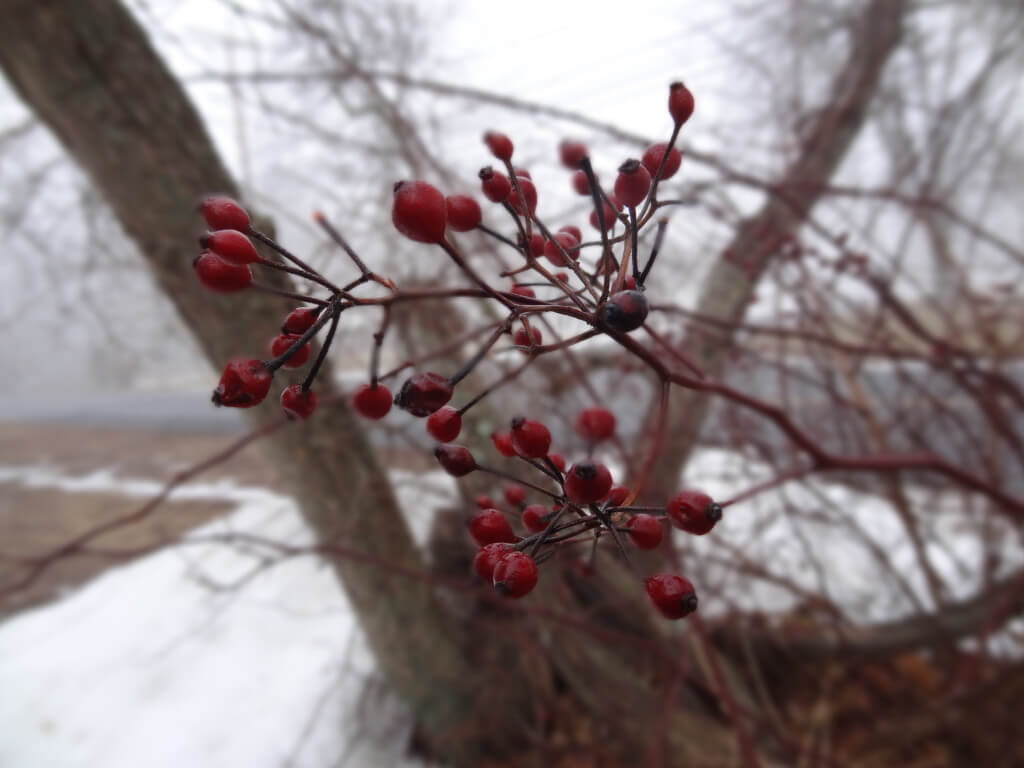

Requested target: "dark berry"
[
  {"left": 564, "top": 461, "right": 613, "bottom": 505},
  {"left": 521, "top": 504, "right": 550, "bottom": 533},
  {"left": 473, "top": 542, "right": 514, "bottom": 581},
  {"left": 510, "top": 417, "right": 551, "bottom": 459},
  {"left": 543, "top": 231, "right": 578, "bottom": 267},
  {"left": 280, "top": 385, "right": 317, "bottom": 420},
  {"left": 491, "top": 431, "right": 517, "bottom": 457},
  {"left": 598, "top": 290, "right": 649, "bottom": 333},
  {"left": 352, "top": 383, "right": 392, "bottom": 420},
  {"left": 626, "top": 514, "right": 663, "bottom": 549},
  {"left": 392, "top": 180, "right": 447, "bottom": 243},
  {"left": 395, "top": 372, "right": 453, "bottom": 417},
  {"left": 483, "top": 131, "right": 514, "bottom": 161},
  {"left": 493, "top": 551, "right": 538, "bottom": 598},
  {"left": 281, "top": 306, "right": 320, "bottom": 335},
  {"left": 200, "top": 229, "right": 260, "bottom": 265},
  {"left": 426, "top": 406, "right": 462, "bottom": 443},
  {"left": 479, "top": 166, "right": 512, "bottom": 203},
  {"left": 198, "top": 196, "right": 250, "bottom": 232},
  {"left": 559, "top": 139, "right": 588, "bottom": 169},
  {"left": 445, "top": 195, "right": 482, "bottom": 232},
  {"left": 193, "top": 252, "right": 252, "bottom": 293},
  {"left": 666, "top": 490, "right": 722, "bottom": 536},
  {"left": 434, "top": 444, "right": 477, "bottom": 477},
  {"left": 503, "top": 484, "right": 526, "bottom": 507},
  {"left": 513, "top": 326, "right": 542, "bottom": 349},
  {"left": 468, "top": 509, "right": 517, "bottom": 546},
  {"left": 576, "top": 407, "right": 616, "bottom": 442},
  {"left": 212, "top": 358, "right": 272, "bottom": 408},
  {"left": 508, "top": 176, "right": 537, "bottom": 216},
  {"left": 613, "top": 159, "right": 652, "bottom": 208},
  {"left": 668, "top": 81, "right": 695, "bottom": 126},
  {"left": 645, "top": 573, "right": 698, "bottom": 619},
  {"left": 269, "top": 333, "right": 311, "bottom": 368},
  {"left": 641, "top": 143, "right": 682, "bottom": 180}
]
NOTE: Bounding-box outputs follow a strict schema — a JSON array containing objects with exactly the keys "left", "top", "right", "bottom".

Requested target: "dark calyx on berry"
[
  {"left": 598, "top": 290, "right": 649, "bottom": 333},
  {"left": 395, "top": 372, "right": 453, "bottom": 417},
  {"left": 212, "top": 358, "right": 272, "bottom": 408}
]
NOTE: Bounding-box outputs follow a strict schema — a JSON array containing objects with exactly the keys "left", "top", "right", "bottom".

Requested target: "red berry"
[
  {"left": 395, "top": 372, "right": 453, "bottom": 417},
  {"left": 510, "top": 284, "right": 536, "bottom": 299},
  {"left": 564, "top": 460, "right": 613, "bottom": 505},
  {"left": 193, "top": 252, "right": 252, "bottom": 293},
  {"left": 473, "top": 542, "right": 514, "bottom": 581},
  {"left": 543, "top": 231, "right": 579, "bottom": 267},
  {"left": 623, "top": 275, "right": 637, "bottom": 290},
  {"left": 510, "top": 417, "right": 551, "bottom": 459},
  {"left": 426, "top": 406, "right": 462, "bottom": 443},
  {"left": 392, "top": 180, "right": 447, "bottom": 243},
  {"left": 281, "top": 307, "right": 320, "bottom": 335},
  {"left": 479, "top": 166, "right": 512, "bottom": 203},
  {"left": 520, "top": 232, "right": 544, "bottom": 258},
  {"left": 521, "top": 504, "right": 550, "bottom": 533},
  {"left": 668, "top": 81, "right": 695, "bottom": 126},
  {"left": 493, "top": 551, "right": 538, "bottom": 598},
  {"left": 352, "top": 383, "right": 392, "bottom": 420},
  {"left": 280, "top": 384, "right": 317, "bottom": 420},
  {"left": 513, "top": 326, "right": 542, "bottom": 349},
  {"left": 475, "top": 495, "right": 496, "bottom": 509},
  {"left": 576, "top": 407, "right": 616, "bottom": 442},
  {"left": 445, "top": 195, "right": 482, "bottom": 232},
  {"left": 553, "top": 272, "right": 569, "bottom": 284},
  {"left": 589, "top": 197, "right": 620, "bottom": 231},
  {"left": 666, "top": 490, "right": 722, "bottom": 536},
  {"left": 269, "top": 333, "right": 311, "bottom": 369},
  {"left": 508, "top": 176, "right": 537, "bottom": 216},
  {"left": 468, "top": 508, "right": 517, "bottom": 546},
  {"left": 626, "top": 514, "right": 663, "bottom": 549},
  {"left": 613, "top": 159, "right": 652, "bottom": 208},
  {"left": 491, "top": 431, "right": 517, "bottom": 457},
  {"left": 559, "top": 140, "right": 588, "bottom": 169},
  {"left": 645, "top": 573, "right": 698, "bottom": 619},
  {"left": 559, "top": 225, "right": 583, "bottom": 244},
  {"left": 483, "top": 131, "right": 514, "bottom": 161},
  {"left": 546, "top": 453, "right": 566, "bottom": 472},
  {"left": 200, "top": 229, "right": 260, "bottom": 265},
  {"left": 571, "top": 170, "right": 593, "bottom": 196},
  {"left": 605, "top": 485, "right": 630, "bottom": 506},
  {"left": 598, "top": 290, "right": 649, "bottom": 333},
  {"left": 212, "top": 358, "right": 272, "bottom": 409},
  {"left": 503, "top": 484, "right": 526, "bottom": 507},
  {"left": 641, "top": 143, "right": 682, "bottom": 180},
  {"left": 198, "top": 196, "right": 250, "bottom": 232},
  {"left": 434, "top": 444, "right": 477, "bottom": 477},
  {"left": 512, "top": 167, "right": 531, "bottom": 179}
]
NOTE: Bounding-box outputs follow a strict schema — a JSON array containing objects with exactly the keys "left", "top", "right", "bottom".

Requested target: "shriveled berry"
[
  {"left": 479, "top": 166, "right": 512, "bottom": 203},
  {"left": 503, "top": 484, "right": 526, "bottom": 507},
  {"left": 641, "top": 143, "right": 682, "bottom": 180},
  {"left": 605, "top": 485, "right": 630, "bottom": 506},
  {"left": 626, "top": 514, "right": 663, "bottom": 549},
  {"left": 269, "top": 333, "right": 311, "bottom": 368},
  {"left": 426, "top": 405, "right": 462, "bottom": 443},
  {"left": 198, "top": 196, "right": 250, "bottom": 232},
  {"left": 475, "top": 495, "right": 496, "bottom": 509},
  {"left": 491, "top": 431, "right": 517, "bottom": 457},
  {"left": 445, "top": 195, "right": 482, "bottom": 232},
  {"left": 280, "top": 384, "right": 317, "bottom": 420},
  {"left": 546, "top": 453, "right": 566, "bottom": 473},
  {"left": 521, "top": 504, "right": 550, "bottom": 533},
  {"left": 559, "top": 139, "right": 588, "bottom": 169},
  {"left": 193, "top": 251, "right": 252, "bottom": 293},
  {"left": 395, "top": 372, "right": 453, "bottom": 417},
  {"left": 434, "top": 444, "right": 477, "bottom": 477},
  {"left": 510, "top": 417, "right": 551, "bottom": 459},
  {"left": 645, "top": 573, "right": 698, "bottom": 619},
  {"left": 543, "top": 231, "right": 579, "bottom": 267},
  {"left": 513, "top": 326, "right": 542, "bottom": 349},
  {"left": 468, "top": 508, "right": 517, "bottom": 546},
  {"left": 668, "top": 81, "right": 695, "bottom": 126},
  {"left": 666, "top": 490, "right": 722, "bottom": 535},
  {"left": 571, "top": 170, "right": 593, "bottom": 195},
  {"left": 352, "top": 383, "right": 392, "bottom": 420},
  {"left": 281, "top": 306, "right": 320, "bottom": 335},
  {"left": 473, "top": 542, "right": 514, "bottom": 581},
  {"left": 598, "top": 290, "right": 649, "bottom": 333},
  {"left": 493, "top": 551, "right": 538, "bottom": 598},
  {"left": 212, "top": 358, "right": 272, "bottom": 409},
  {"left": 613, "top": 159, "right": 652, "bottom": 208},
  {"left": 200, "top": 229, "right": 260, "bottom": 265},
  {"left": 483, "top": 131, "right": 514, "bottom": 161},
  {"left": 510, "top": 284, "right": 536, "bottom": 299},
  {"left": 576, "top": 407, "right": 616, "bottom": 442},
  {"left": 564, "top": 460, "right": 613, "bottom": 505},
  {"left": 392, "top": 180, "right": 447, "bottom": 243},
  {"left": 508, "top": 176, "right": 537, "bottom": 216}
]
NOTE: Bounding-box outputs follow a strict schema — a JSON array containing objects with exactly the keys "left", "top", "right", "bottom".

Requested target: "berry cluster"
[{"left": 191, "top": 82, "right": 713, "bottom": 618}]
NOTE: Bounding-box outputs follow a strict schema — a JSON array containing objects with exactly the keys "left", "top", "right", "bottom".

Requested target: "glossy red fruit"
[
  {"left": 543, "top": 231, "right": 579, "bottom": 267},
  {"left": 510, "top": 284, "right": 536, "bottom": 299},
  {"left": 473, "top": 542, "right": 514, "bottom": 581},
  {"left": 200, "top": 229, "right": 260, "bottom": 265},
  {"left": 493, "top": 551, "right": 538, "bottom": 598},
  {"left": 193, "top": 252, "right": 252, "bottom": 293},
  {"left": 212, "top": 358, "right": 272, "bottom": 408},
  {"left": 392, "top": 180, "right": 447, "bottom": 243},
  {"left": 426, "top": 405, "right": 462, "bottom": 443},
  {"left": 521, "top": 504, "right": 550, "bottom": 533},
  {"left": 503, "top": 484, "right": 526, "bottom": 507},
  {"left": 395, "top": 372, "right": 453, "bottom": 417},
  {"left": 605, "top": 485, "right": 630, "bottom": 506},
  {"left": 484, "top": 131, "right": 514, "bottom": 161},
  {"left": 352, "top": 383, "right": 393, "bottom": 420},
  {"left": 434, "top": 444, "right": 477, "bottom": 477},
  {"left": 280, "top": 384, "right": 317, "bottom": 420},
  {"left": 491, "top": 431, "right": 517, "bottom": 457},
  {"left": 269, "top": 333, "right": 311, "bottom": 368},
  {"left": 559, "top": 225, "right": 583, "bottom": 244},
  {"left": 546, "top": 453, "right": 566, "bottom": 473},
  {"left": 480, "top": 166, "right": 512, "bottom": 203},
  {"left": 468, "top": 509, "right": 517, "bottom": 546},
  {"left": 626, "top": 514, "right": 663, "bottom": 549},
  {"left": 281, "top": 306, "right": 320, "bottom": 335},
  {"left": 571, "top": 170, "right": 593, "bottom": 196},
  {"left": 513, "top": 326, "right": 542, "bottom": 349},
  {"left": 559, "top": 140, "right": 588, "bottom": 169},
  {"left": 508, "top": 176, "right": 537, "bottom": 216},
  {"left": 510, "top": 417, "right": 551, "bottom": 459},
  {"left": 641, "top": 143, "right": 682, "bottom": 180},
  {"left": 613, "top": 159, "right": 652, "bottom": 208},
  {"left": 576, "top": 407, "right": 616, "bottom": 442},
  {"left": 666, "top": 490, "right": 722, "bottom": 535},
  {"left": 198, "top": 196, "right": 250, "bottom": 232},
  {"left": 445, "top": 195, "right": 482, "bottom": 232},
  {"left": 564, "top": 460, "right": 613, "bottom": 505},
  {"left": 668, "top": 81, "right": 695, "bottom": 126},
  {"left": 598, "top": 290, "right": 649, "bottom": 333},
  {"left": 645, "top": 573, "right": 698, "bottom": 619}
]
